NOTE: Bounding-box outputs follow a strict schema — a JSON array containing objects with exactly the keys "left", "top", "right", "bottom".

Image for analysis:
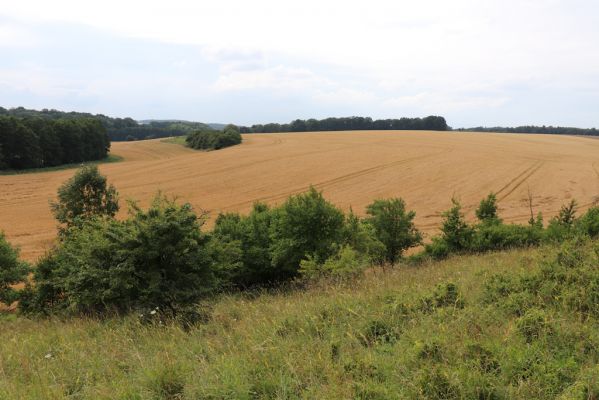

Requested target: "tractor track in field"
[
  {"left": 221, "top": 150, "right": 448, "bottom": 211},
  {"left": 496, "top": 161, "right": 545, "bottom": 201}
]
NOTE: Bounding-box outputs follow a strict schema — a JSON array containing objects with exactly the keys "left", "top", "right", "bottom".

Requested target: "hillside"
[
  {"left": 2, "top": 242, "right": 598, "bottom": 398},
  {"left": 2, "top": 130, "right": 599, "bottom": 262}
]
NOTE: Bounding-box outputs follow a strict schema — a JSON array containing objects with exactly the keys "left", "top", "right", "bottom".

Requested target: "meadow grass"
[
  {"left": 1, "top": 245, "right": 598, "bottom": 399},
  {"left": 161, "top": 136, "right": 187, "bottom": 146}
]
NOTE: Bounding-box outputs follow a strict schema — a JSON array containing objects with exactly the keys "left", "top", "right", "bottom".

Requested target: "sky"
[{"left": 1, "top": 0, "right": 599, "bottom": 127}]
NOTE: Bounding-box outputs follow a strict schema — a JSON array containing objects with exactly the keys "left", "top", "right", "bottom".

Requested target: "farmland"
[{"left": 2, "top": 130, "right": 599, "bottom": 262}]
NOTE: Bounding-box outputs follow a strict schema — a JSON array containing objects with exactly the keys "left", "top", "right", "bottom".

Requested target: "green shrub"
[
  {"left": 50, "top": 165, "right": 119, "bottom": 234},
  {"left": 343, "top": 210, "right": 386, "bottom": 265},
  {"left": 22, "top": 195, "right": 216, "bottom": 315},
  {"left": 0, "top": 231, "right": 29, "bottom": 305},
  {"left": 186, "top": 126, "right": 242, "bottom": 151},
  {"left": 269, "top": 187, "right": 345, "bottom": 280},
  {"left": 575, "top": 206, "right": 599, "bottom": 238},
  {"left": 470, "top": 223, "right": 542, "bottom": 252},
  {"left": 299, "top": 245, "right": 368, "bottom": 279},
  {"left": 476, "top": 192, "right": 501, "bottom": 224},
  {"left": 365, "top": 198, "right": 422, "bottom": 264},
  {"left": 211, "top": 203, "right": 276, "bottom": 287},
  {"left": 423, "top": 237, "right": 451, "bottom": 260}
]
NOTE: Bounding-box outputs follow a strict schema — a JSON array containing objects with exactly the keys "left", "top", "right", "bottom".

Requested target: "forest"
[
  {"left": 248, "top": 115, "right": 448, "bottom": 133},
  {"left": 0, "top": 116, "right": 110, "bottom": 170},
  {"left": 0, "top": 107, "right": 207, "bottom": 141}
]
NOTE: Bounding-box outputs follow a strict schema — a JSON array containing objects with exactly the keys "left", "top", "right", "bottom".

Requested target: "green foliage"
[
  {"left": 470, "top": 223, "right": 543, "bottom": 252},
  {"left": 270, "top": 187, "right": 345, "bottom": 280},
  {"left": 299, "top": 245, "right": 368, "bottom": 279},
  {"left": 0, "top": 232, "right": 29, "bottom": 305},
  {"left": 251, "top": 115, "right": 448, "bottom": 133},
  {"left": 476, "top": 192, "right": 501, "bottom": 223},
  {"left": 343, "top": 210, "right": 386, "bottom": 265},
  {"left": 186, "top": 125, "right": 242, "bottom": 151},
  {"left": 365, "top": 198, "right": 422, "bottom": 264},
  {"left": 0, "top": 115, "right": 110, "bottom": 170},
  {"left": 22, "top": 195, "right": 215, "bottom": 315},
  {"left": 440, "top": 198, "right": 474, "bottom": 251},
  {"left": 516, "top": 309, "right": 552, "bottom": 343},
  {"left": 211, "top": 203, "right": 277, "bottom": 287},
  {"left": 51, "top": 166, "right": 119, "bottom": 233}
]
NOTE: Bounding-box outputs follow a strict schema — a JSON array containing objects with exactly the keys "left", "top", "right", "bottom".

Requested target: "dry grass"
[{"left": 2, "top": 130, "right": 599, "bottom": 262}]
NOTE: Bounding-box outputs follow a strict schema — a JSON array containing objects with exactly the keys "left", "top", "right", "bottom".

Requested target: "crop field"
[{"left": 2, "top": 130, "right": 599, "bottom": 262}]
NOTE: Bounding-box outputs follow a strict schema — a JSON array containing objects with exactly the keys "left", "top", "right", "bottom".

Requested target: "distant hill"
[
  {"left": 0, "top": 107, "right": 212, "bottom": 141},
  {"left": 207, "top": 123, "right": 227, "bottom": 130}
]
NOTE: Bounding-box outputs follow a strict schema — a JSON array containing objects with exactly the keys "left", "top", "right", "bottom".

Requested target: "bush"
[
  {"left": 22, "top": 195, "right": 216, "bottom": 315},
  {"left": 0, "top": 232, "right": 29, "bottom": 305},
  {"left": 475, "top": 192, "right": 501, "bottom": 224},
  {"left": 299, "top": 245, "right": 368, "bottom": 279},
  {"left": 51, "top": 165, "right": 119, "bottom": 233},
  {"left": 211, "top": 203, "right": 276, "bottom": 287},
  {"left": 470, "top": 223, "right": 542, "bottom": 252},
  {"left": 269, "top": 187, "right": 345, "bottom": 281},
  {"left": 365, "top": 198, "right": 422, "bottom": 264},
  {"left": 342, "top": 210, "right": 386, "bottom": 265},
  {"left": 186, "top": 127, "right": 242, "bottom": 151},
  {"left": 575, "top": 206, "right": 599, "bottom": 238}
]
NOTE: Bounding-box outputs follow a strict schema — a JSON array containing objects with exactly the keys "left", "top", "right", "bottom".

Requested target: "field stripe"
[{"left": 497, "top": 161, "right": 545, "bottom": 201}]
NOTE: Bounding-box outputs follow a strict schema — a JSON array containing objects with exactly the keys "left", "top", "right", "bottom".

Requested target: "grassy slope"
[
  {"left": 1, "top": 245, "right": 598, "bottom": 399},
  {"left": 161, "top": 136, "right": 187, "bottom": 146}
]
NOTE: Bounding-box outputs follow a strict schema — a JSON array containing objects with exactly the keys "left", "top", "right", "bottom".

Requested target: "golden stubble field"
[{"left": 2, "top": 130, "right": 599, "bottom": 262}]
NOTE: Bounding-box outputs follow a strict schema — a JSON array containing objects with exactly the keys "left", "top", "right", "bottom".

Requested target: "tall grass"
[{"left": 1, "top": 245, "right": 598, "bottom": 399}]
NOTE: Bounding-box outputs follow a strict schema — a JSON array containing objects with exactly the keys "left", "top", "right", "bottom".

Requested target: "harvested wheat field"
[{"left": 2, "top": 130, "right": 599, "bottom": 262}]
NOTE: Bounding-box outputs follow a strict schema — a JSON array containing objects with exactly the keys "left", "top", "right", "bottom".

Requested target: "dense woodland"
[
  {"left": 248, "top": 115, "right": 449, "bottom": 133},
  {"left": 0, "top": 116, "right": 110, "bottom": 170},
  {"left": 0, "top": 107, "right": 208, "bottom": 141}
]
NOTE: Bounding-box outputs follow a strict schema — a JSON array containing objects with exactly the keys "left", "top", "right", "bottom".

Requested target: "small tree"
[
  {"left": 270, "top": 187, "right": 345, "bottom": 280},
  {"left": 365, "top": 198, "right": 422, "bottom": 264},
  {"left": 343, "top": 209, "right": 386, "bottom": 265},
  {"left": 0, "top": 231, "right": 29, "bottom": 305},
  {"left": 24, "top": 195, "right": 215, "bottom": 315},
  {"left": 475, "top": 193, "right": 501, "bottom": 224},
  {"left": 557, "top": 199, "right": 577, "bottom": 227},
  {"left": 440, "top": 198, "right": 473, "bottom": 251},
  {"left": 51, "top": 165, "right": 119, "bottom": 233}
]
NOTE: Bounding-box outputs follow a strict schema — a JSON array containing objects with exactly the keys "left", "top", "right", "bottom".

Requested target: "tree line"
[
  {"left": 2, "top": 166, "right": 599, "bottom": 318},
  {"left": 457, "top": 125, "right": 599, "bottom": 136},
  {"left": 0, "top": 116, "right": 110, "bottom": 170},
  {"left": 247, "top": 115, "right": 448, "bottom": 133},
  {"left": 0, "top": 107, "right": 208, "bottom": 142}
]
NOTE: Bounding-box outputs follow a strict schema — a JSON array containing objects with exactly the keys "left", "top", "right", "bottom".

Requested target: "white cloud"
[
  {"left": 212, "top": 65, "right": 330, "bottom": 92},
  {"left": 1, "top": 0, "right": 599, "bottom": 125},
  {"left": 0, "top": 21, "right": 40, "bottom": 47}
]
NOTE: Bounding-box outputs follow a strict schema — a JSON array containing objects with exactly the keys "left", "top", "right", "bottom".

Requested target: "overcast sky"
[{"left": 1, "top": 0, "right": 599, "bottom": 127}]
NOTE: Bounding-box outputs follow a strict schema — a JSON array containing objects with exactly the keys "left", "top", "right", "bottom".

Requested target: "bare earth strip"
[{"left": 2, "top": 130, "right": 599, "bottom": 262}]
